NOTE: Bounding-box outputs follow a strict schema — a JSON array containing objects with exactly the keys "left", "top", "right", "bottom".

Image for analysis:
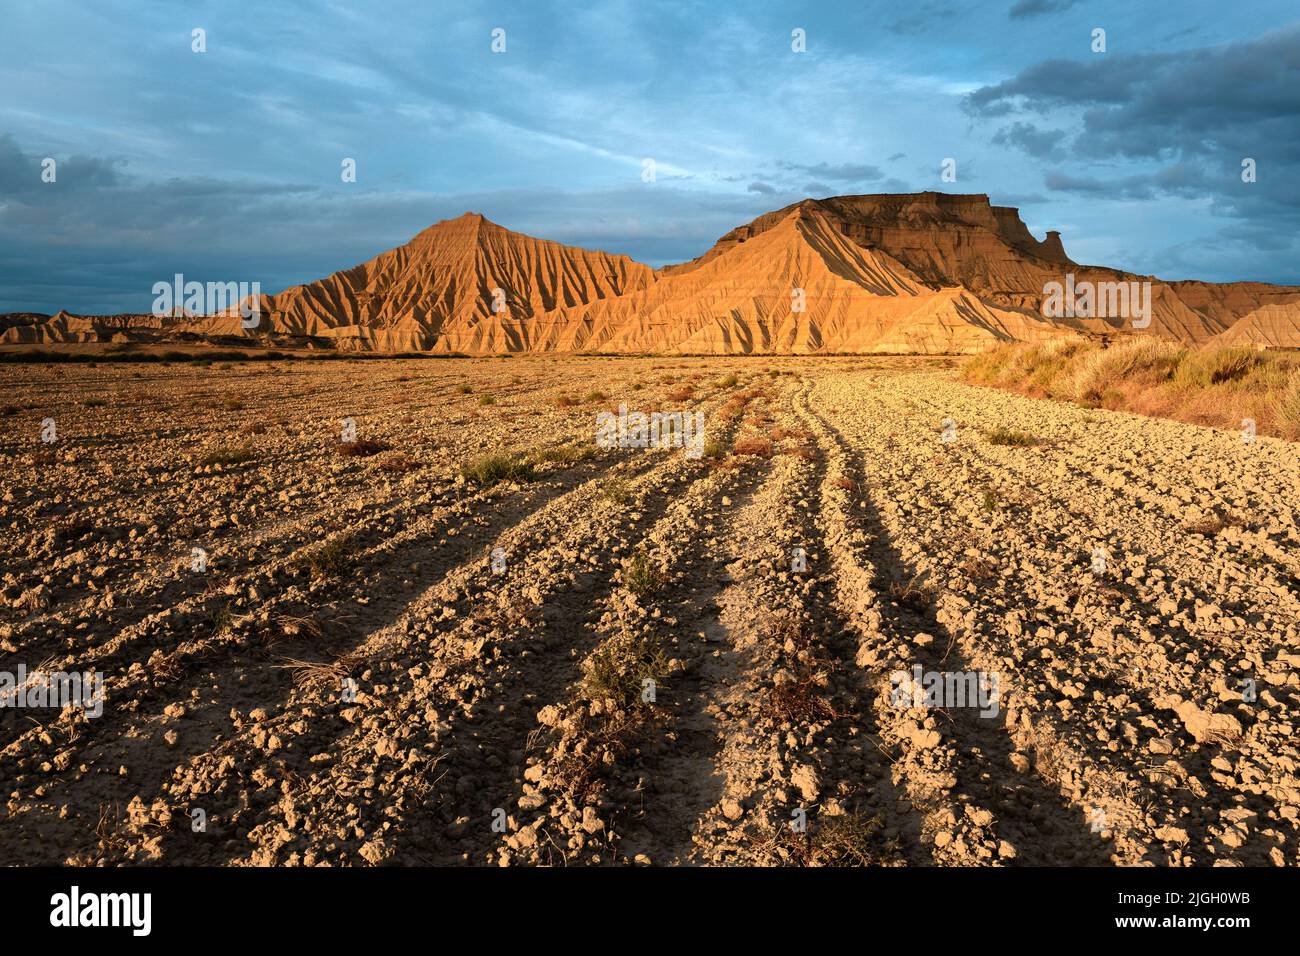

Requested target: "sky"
[{"left": 2, "top": 0, "right": 1298, "bottom": 313}]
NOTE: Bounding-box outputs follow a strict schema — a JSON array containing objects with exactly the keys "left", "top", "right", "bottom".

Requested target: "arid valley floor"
[{"left": 2, "top": 355, "right": 1298, "bottom": 866}]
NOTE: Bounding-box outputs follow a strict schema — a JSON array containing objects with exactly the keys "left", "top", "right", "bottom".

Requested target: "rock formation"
[{"left": 6, "top": 193, "right": 1299, "bottom": 353}]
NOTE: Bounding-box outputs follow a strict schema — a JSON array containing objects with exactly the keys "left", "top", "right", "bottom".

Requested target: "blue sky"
[{"left": 2, "top": 0, "right": 1298, "bottom": 313}]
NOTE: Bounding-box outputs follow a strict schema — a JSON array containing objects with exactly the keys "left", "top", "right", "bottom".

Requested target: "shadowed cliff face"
[{"left": 5, "top": 193, "right": 1300, "bottom": 353}]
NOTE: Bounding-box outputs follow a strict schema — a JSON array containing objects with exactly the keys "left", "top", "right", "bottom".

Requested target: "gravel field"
[{"left": 1, "top": 355, "right": 1297, "bottom": 866}]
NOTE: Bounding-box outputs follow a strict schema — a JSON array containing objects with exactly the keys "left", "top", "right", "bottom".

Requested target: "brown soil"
[{"left": 1, "top": 355, "right": 1296, "bottom": 866}]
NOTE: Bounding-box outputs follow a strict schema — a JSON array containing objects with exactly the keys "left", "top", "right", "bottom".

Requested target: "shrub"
[
  {"left": 461, "top": 452, "right": 536, "bottom": 488},
  {"left": 1174, "top": 346, "right": 1258, "bottom": 389},
  {"left": 200, "top": 444, "right": 256, "bottom": 467},
  {"left": 1070, "top": 340, "right": 1183, "bottom": 402},
  {"left": 334, "top": 438, "right": 388, "bottom": 457},
  {"left": 622, "top": 551, "right": 665, "bottom": 599},
  {"left": 985, "top": 427, "right": 1041, "bottom": 447},
  {"left": 1275, "top": 370, "right": 1300, "bottom": 440},
  {"left": 580, "top": 633, "right": 668, "bottom": 707},
  {"left": 293, "top": 534, "right": 356, "bottom": 577}
]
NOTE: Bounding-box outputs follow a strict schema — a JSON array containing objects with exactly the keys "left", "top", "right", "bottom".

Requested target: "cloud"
[
  {"left": 777, "top": 161, "right": 885, "bottom": 182},
  {"left": 964, "top": 25, "right": 1300, "bottom": 280},
  {"left": 991, "top": 122, "right": 1067, "bottom": 159},
  {"left": 0, "top": 134, "right": 125, "bottom": 195},
  {"left": 0, "top": 130, "right": 802, "bottom": 310},
  {"left": 1008, "top": 0, "right": 1080, "bottom": 20}
]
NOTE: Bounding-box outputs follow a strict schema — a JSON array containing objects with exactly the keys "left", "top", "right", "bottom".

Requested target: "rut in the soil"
[{"left": 804, "top": 386, "right": 1114, "bottom": 865}]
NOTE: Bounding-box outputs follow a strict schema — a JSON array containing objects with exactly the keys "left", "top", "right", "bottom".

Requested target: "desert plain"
[{"left": 0, "top": 353, "right": 1297, "bottom": 867}]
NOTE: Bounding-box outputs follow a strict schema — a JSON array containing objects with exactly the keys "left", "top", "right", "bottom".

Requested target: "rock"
[
  {"left": 1155, "top": 825, "right": 1189, "bottom": 844},
  {"left": 721, "top": 798, "right": 745, "bottom": 821},
  {"left": 790, "top": 764, "right": 820, "bottom": 802},
  {"left": 1174, "top": 701, "right": 1242, "bottom": 744},
  {"left": 358, "top": 838, "right": 388, "bottom": 864}
]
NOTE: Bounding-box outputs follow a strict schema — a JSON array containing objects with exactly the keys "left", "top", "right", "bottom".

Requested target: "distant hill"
[{"left": 6, "top": 192, "right": 1299, "bottom": 353}]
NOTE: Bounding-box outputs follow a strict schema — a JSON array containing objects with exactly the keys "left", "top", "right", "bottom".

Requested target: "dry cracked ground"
[{"left": 1, "top": 354, "right": 1298, "bottom": 867}]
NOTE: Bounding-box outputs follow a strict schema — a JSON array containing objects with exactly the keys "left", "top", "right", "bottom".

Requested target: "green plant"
[
  {"left": 293, "top": 534, "right": 356, "bottom": 577},
  {"left": 461, "top": 452, "right": 536, "bottom": 488},
  {"left": 600, "top": 478, "right": 631, "bottom": 504},
  {"left": 580, "top": 633, "right": 668, "bottom": 707},
  {"left": 622, "top": 551, "right": 665, "bottom": 599},
  {"left": 985, "top": 427, "right": 1041, "bottom": 447},
  {"left": 200, "top": 444, "right": 256, "bottom": 467}
]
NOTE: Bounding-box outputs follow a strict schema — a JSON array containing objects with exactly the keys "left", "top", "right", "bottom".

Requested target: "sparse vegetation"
[
  {"left": 334, "top": 438, "right": 388, "bottom": 457},
  {"left": 461, "top": 451, "right": 536, "bottom": 488},
  {"left": 964, "top": 339, "right": 1300, "bottom": 440},
  {"left": 985, "top": 426, "right": 1042, "bottom": 447},
  {"left": 293, "top": 533, "right": 357, "bottom": 577},
  {"left": 530, "top": 445, "right": 588, "bottom": 467},
  {"left": 580, "top": 632, "right": 669, "bottom": 707},
  {"left": 376, "top": 452, "right": 419, "bottom": 472},
  {"left": 622, "top": 551, "right": 665, "bottom": 599},
  {"left": 599, "top": 477, "right": 631, "bottom": 504},
  {"left": 200, "top": 444, "right": 256, "bottom": 467},
  {"left": 808, "top": 811, "right": 894, "bottom": 866},
  {"left": 733, "top": 436, "right": 774, "bottom": 458},
  {"left": 888, "top": 574, "right": 935, "bottom": 610}
]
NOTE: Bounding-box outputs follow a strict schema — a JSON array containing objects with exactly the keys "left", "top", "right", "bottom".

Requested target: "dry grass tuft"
[
  {"left": 334, "top": 438, "right": 388, "bottom": 457},
  {"left": 888, "top": 574, "right": 935, "bottom": 611},
  {"left": 733, "top": 436, "right": 774, "bottom": 458},
  {"left": 964, "top": 339, "right": 1300, "bottom": 440},
  {"left": 461, "top": 452, "right": 536, "bottom": 488},
  {"left": 200, "top": 444, "right": 256, "bottom": 467},
  {"left": 293, "top": 534, "right": 357, "bottom": 577}
]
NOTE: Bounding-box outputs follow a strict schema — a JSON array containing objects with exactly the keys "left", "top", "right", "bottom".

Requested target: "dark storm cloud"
[
  {"left": 965, "top": 25, "right": 1300, "bottom": 279},
  {"left": 0, "top": 134, "right": 125, "bottom": 195},
  {"left": 965, "top": 25, "right": 1300, "bottom": 161}
]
